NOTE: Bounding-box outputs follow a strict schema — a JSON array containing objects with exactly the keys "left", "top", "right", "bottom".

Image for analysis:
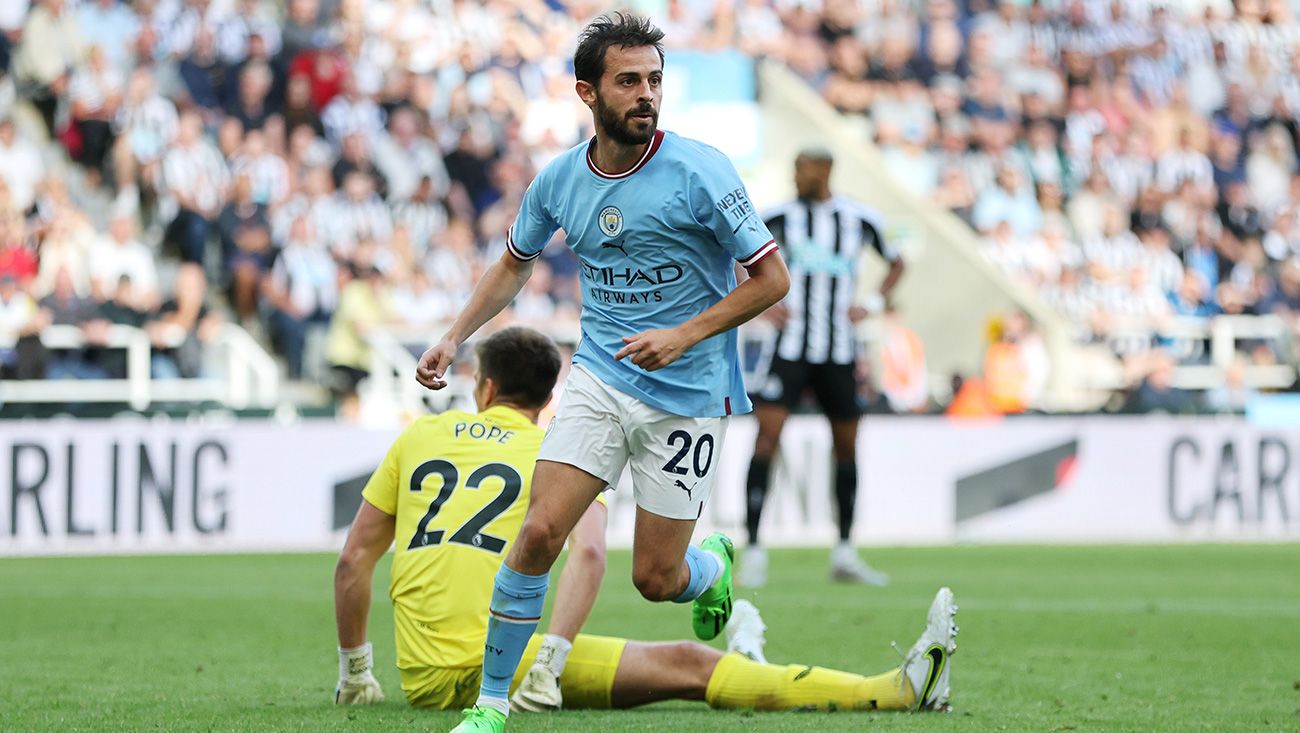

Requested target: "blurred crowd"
[
  {"left": 794, "top": 0, "right": 1300, "bottom": 405},
  {"left": 0, "top": 0, "right": 609, "bottom": 412},
  {"left": 0, "top": 0, "right": 1290, "bottom": 415}
]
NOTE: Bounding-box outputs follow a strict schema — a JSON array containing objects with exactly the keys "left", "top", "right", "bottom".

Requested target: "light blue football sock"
[
  {"left": 672, "top": 544, "right": 722, "bottom": 603},
  {"left": 478, "top": 564, "right": 549, "bottom": 709}
]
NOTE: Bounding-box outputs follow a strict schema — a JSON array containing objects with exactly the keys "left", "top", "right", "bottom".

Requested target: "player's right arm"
[
  {"left": 416, "top": 249, "right": 536, "bottom": 390},
  {"left": 416, "top": 173, "right": 560, "bottom": 390},
  {"left": 332, "top": 500, "right": 394, "bottom": 704},
  {"left": 332, "top": 437, "right": 402, "bottom": 705}
]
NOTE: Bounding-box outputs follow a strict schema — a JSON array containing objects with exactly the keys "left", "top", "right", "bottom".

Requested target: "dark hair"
[
  {"left": 573, "top": 12, "right": 665, "bottom": 86},
  {"left": 475, "top": 326, "right": 562, "bottom": 409}
]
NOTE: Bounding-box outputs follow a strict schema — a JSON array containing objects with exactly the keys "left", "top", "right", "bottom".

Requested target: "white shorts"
[{"left": 538, "top": 364, "right": 728, "bottom": 521}]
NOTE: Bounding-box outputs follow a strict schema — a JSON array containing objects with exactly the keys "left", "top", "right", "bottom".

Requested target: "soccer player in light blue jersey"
[{"left": 414, "top": 12, "right": 790, "bottom": 733}]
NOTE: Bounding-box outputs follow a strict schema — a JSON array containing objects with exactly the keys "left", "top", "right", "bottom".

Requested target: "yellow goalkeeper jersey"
[{"left": 361, "top": 405, "right": 544, "bottom": 671}]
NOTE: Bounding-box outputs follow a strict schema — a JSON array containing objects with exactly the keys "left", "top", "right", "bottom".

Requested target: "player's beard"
[{"left": 595, "top": 94, "right": 657, "bottom": 146}]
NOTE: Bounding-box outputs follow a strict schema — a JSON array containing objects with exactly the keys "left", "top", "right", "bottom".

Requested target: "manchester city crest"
[{"left": 599, "top": 206, "right": 623, "bottom": 237}]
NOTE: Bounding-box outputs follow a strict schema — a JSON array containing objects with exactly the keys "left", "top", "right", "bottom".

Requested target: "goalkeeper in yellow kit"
[{"left": 332, "top": 326, "right": 958, "bottom": 714}]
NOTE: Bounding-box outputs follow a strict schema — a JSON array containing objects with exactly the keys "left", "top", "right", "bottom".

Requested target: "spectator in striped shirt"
[
  {"left": 263, "top": 215, "right": 336, "bottom": 379},
  {"left": 372, "top": 106, "right": 448, "bottom": 202},
  {"left": 162, "top": 110, "right": 229, "bottom": 264},
  {"left": 111, "top": 66, "right": 176, "bottom": 201},
  {"left": 389, "top": 176, "right": 449, "bottom": 260},
  {"left": 67, "top": 45, "right": 123, "bottom": 178},
  {"left": 229, "top": 128, "right": 289, "bottom": 207},
  {"left": 329, "top": 170, "right": 390, "bottom": 262},
  {"left": 321, "top": 73, "right": 385, "bottom": 148}
]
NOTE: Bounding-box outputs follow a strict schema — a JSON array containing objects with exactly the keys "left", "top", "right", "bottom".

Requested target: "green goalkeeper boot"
[
  {"left": 691, "top": 532, "right": 735, "bottom": 641},
  {"left": 449, "top": 706, "right": 505, "bottom": 733}
]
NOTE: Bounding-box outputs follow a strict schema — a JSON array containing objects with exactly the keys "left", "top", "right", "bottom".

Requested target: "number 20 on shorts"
[{"left": 662, "top": 431, "right": 715, "bottom": 478}]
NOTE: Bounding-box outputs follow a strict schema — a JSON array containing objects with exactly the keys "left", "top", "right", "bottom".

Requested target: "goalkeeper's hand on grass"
[{"left": 335, "top": 642, "right": 385, "bottom": 705}]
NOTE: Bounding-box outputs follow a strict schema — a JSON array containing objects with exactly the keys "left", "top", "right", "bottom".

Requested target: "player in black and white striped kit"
[{"left": 741, "top": 148, "right": 905, "bottom": 587}]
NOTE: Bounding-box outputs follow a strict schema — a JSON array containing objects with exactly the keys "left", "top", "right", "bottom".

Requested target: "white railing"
[
  {"left": 356, "top": 312, "right": 1295, "bottom": 421},
  {"left": 359, "top": 319, "right": 878, "bottom": 421},
  {"left": 1088, "top": 314, "right": 1298, "bottom": 391},
  {"left": 0, "top": 323, "right": 281, "bottom": 410},
  {"left": 361, "top": 322, "right": 586, "bottom": 420},
  {"left": 217, "top": 323, "right": 281, "bottom": 408},
  {"left": 363, "top": 327, "right": 440, "bottom": 417}
]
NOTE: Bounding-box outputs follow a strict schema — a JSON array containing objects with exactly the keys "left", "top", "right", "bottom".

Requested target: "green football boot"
[
  {"left": 449, "top": 706, "right": 506, "bottom": 733},
  {"left": 691, "top": 532, "right": 735, "bottom": 641}
]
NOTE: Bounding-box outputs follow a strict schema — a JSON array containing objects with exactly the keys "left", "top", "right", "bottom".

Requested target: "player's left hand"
[
  {"left": 614, "top": 328, "right": 693, "bottom": 371},
  {"left": 335, "top": 643, "right": 385, "bottom": 705}
]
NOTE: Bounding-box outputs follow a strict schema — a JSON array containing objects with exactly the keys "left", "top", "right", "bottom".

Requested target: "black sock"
[
  {"left": 834, "top": 462, "right": 857, "bottom": 542},
  {"left": 745, "top": 459, "right": 772, "bottom": 545}
]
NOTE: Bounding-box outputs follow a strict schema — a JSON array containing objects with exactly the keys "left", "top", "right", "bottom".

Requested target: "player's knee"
[
  {"left": 514, "top": 517, "right": 567, "bottom": 564},
  {"left": 669, "top": 640, "right": 718, "bottom": 666},
  {"left": 631, "top": 567, "right": 680, "bottom": 602},
  {"left": 571, "top": 536, "right": 607, "bottom": 575},
  {"left": 666, "top": 641, "right": 721, "bottom": 692}
]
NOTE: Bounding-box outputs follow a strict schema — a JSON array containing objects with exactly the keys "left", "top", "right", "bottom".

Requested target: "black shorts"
[
  {"left": 752, "top": 356, "right": 862, "bottom": 419},
  {"left": 330, "top": 365, "right": 368, "bottom": 396}
]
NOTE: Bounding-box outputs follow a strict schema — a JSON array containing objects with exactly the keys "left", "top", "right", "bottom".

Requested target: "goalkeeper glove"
[{"left": 335, "top": 642, "right": 385, "bottom": 705}]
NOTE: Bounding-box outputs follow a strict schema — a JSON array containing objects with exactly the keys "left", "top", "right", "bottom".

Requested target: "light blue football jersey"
[{"left": 506, "top": 130, "right": 777, "bottom": 417}]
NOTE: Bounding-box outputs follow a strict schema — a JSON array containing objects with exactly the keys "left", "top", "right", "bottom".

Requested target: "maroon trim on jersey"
[
  {"left": 505, "top": 228, "right": 541, "bottom": 261},
  {"left": 724, "top": 397, "right": 732, "bottom": 416},
  {"left": 738, "top": 239, "right": 778, "bottom": 268},
  {"left": 586, "top": 129, "right": 665, "bottom": 180},
  {"left": 489, "top": 610, "right": 542, "bottom": 624}
]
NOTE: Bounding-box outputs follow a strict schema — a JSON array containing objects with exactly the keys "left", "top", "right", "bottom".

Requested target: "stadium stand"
[{"left": 0, "top": 0, "right": 1295, "bottom": 418}]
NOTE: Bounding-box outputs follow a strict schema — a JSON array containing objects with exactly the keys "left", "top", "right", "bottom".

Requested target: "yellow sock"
[{"left": 704, "top": 653, "right": 915, "bottom": 712}]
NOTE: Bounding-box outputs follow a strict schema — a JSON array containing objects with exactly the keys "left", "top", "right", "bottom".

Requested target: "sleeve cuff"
[
  {"left": 506, "top": 229, "right": 542, "bottom": 261},
  {"left": 737, "top": 240, "right": 778, "bottom": 268}
]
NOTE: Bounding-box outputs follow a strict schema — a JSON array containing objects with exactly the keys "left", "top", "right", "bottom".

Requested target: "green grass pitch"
[{"left": 2, "top": 545, "right": 1297, "bottom": 732}]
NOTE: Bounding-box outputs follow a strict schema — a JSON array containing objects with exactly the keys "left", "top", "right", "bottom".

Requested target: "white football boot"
[
  {"left": 510, "top": 663, "right": 562, "bottom": 713},
  {"left": 899, "top": 586, "right": 958, "bottom": 711},
  {"left": 724, "top": 598, "right": 768, "bottom": 663},
  {"left": 738, "top": 545, "right": 768, "bottom": 588},
  {"left": 830, "top": 543, "right": 891, "bottom": 586}
]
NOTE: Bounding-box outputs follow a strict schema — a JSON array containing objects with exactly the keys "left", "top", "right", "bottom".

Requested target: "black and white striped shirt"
[
  {"left": 162, "top": 140, "right": 229, "bottom": 213},
  {"left": 114, "top": 96, "right": 178, "bottom": 162},
  {"left": 328, "top": 193, "right": 393, "bottom": 252},
  {"left": 390, "top": 198, "right": 449, "bottom": 255},
  {"left": 764, "top": 196, "right": 900, "bottom": 365},
  {"left": 229, "top": 152, "right": 289, "bottom": 206},
  {"left": 1155, "top": 148, "right": 1213, "bottom": 193}
]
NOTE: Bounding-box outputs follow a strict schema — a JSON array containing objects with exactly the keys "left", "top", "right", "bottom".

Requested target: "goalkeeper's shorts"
[{"left": 403, "top": 633, "right": 628, "bottom": 710}]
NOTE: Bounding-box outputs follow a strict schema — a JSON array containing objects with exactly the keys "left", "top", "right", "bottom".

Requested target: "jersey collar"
[
  {"left": 479, "top": 404, "right": 535, "bottom": 427},
  {"left": 586, "top": 129, "right": 665, "bottom": 181}
]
